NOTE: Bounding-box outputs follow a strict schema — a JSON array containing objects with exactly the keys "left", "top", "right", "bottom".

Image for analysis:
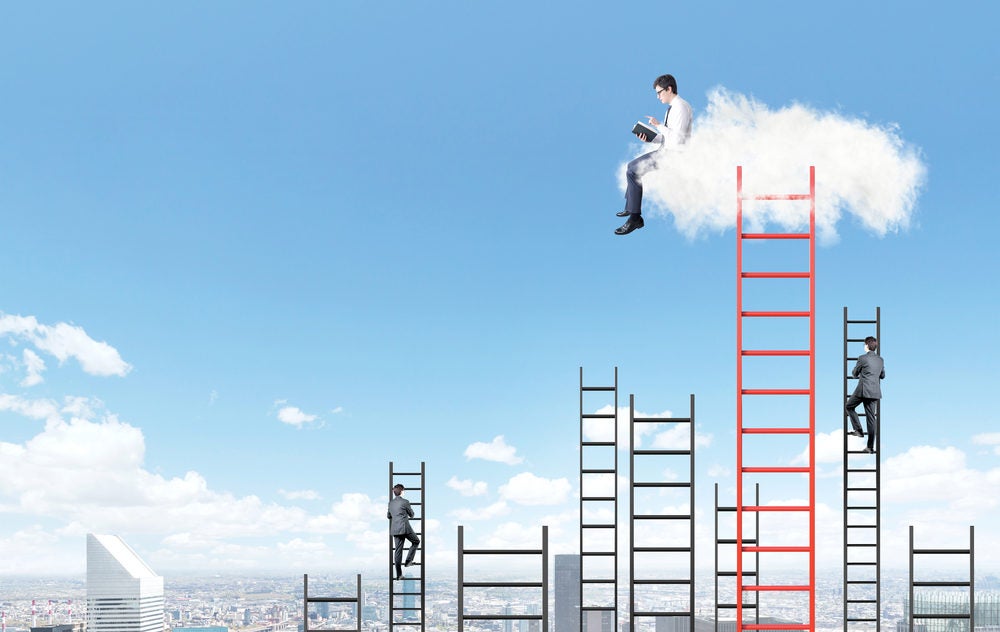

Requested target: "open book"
[{"left": 631, "top": 121, "right": 658, "bottom": 141}]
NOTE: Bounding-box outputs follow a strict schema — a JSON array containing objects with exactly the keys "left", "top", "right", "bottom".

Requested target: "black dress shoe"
[
  {"left": 862, "top": 447, "right": 875, "bottom": 454},
  {"left": 847, "top": 430, "right": 864, "bottom": 437},
  {"left": 616, "top": 209, "right": 631, "bottom": 217},
  {"left": 615, "top": 215, "right": 644, "bottom": 235}
]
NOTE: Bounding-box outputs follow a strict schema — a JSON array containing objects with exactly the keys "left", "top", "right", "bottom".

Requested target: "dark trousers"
[
  {"left": 846, "top": 394, "right": 879, "bottom": 450},
  {"left": 624, "top": 151, "right": 661, "bottom": 215},
  {"left": 393, "top": 532, "right": 420, "bottom": 575}
]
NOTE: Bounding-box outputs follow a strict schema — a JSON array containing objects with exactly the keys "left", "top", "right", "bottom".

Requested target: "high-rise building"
[
  {"left": 554, "top": 555, "right": 580, "bottom": 632},
  {"left": 86, "top": 534, "right": 164, "bottom": 632},
  {"left": 402, "top": 578, "right": 418, "bottom": 621},
  {"left": 582, "top": 610, "right": 614, "bottom": 632}
]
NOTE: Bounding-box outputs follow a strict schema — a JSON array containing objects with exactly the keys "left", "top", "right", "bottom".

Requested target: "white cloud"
[
  {"left": 464, "top": 435, "right": 523, "bottom": 465},
  {"left": 279, "top": 489, "right": 321, "bottom": 501},
  {"left": 451, "top": 500, "right": 509, "bottom": 522},
  {"left": 446, "top": 476, "right": 488, "bottom": 496},
  {"left": 0, "top": 313, "right": 131, "bottom": 377},
  {"left": 276, "top": 405, "right": 318, "bottom": 427},
  {"left": 582, "top": 405, "right": 680, "bottom": 451},
  {"left": 973, "top": 432, "right": 1000, "bottom": 455},
  {"left": 499, "top": 472, "right": 571, "bottom": 506},
  {"left": 707, "top": 464, "right": 730, "bottom": 478},
  {"left": 20, "top": 349, "right": 46, "bottom": 387},
  {"left": 620, "top": 88, "right": 925, "bottom": 240}
]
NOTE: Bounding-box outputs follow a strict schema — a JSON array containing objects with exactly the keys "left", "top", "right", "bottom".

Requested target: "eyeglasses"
[{"left": 655, "top": 88, "right": 666, "bottom": 96}]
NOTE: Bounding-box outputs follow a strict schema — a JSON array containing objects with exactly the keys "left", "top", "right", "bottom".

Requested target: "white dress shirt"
[{"left": 653, "top": 95, "right": 693, "bottom": 149}]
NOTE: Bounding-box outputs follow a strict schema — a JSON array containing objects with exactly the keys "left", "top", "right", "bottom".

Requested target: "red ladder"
[{"left": 736, "top": 166, "right": 816, "bottom": 631}]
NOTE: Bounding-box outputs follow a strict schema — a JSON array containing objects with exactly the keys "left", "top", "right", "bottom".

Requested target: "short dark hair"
[
  {"left": 864, "top": 336, "right": 877, "bottom": 350},
  {"left": 393, "top": 484, "right": 404, "bottom": 490},
  {"left": 653, "top": 74, "right": 677, "bottom": 94}
]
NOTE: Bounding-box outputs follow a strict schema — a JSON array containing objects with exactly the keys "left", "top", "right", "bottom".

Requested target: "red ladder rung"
[
  {"left": 741, "top": 505, "right": 811, "bottom": 512},
  {"left": 743, "top": 194, "right": 811, "bottom": 200},
  {"left": 741, "top": 232, "right": 810, "bottom": 239},
  {"left": 742, "top": 272, "right": 810, "bottom": 279},
  {"left": 741, "top": 311, "right": 810, "bottom": 317},
  {"left": 742, "top": 585, "right": 811, "bottom": 592},
  {"left": 741, "top": 625, "right": 811, "bottom": 630},
  {"left": 742, "top": 389, "right": 810, "bottom": 395},
  {"left": 742, "top": 545, "right": 811, "bottom": 552},
  {"left": 742, "top": 467, "right": 810, "bottom": 474},
  {"left": 742, "top": 350, "right": 809, "bottom": 356},
  {"left": 742, "top": 427, "right": 810, "bottom": 434}
]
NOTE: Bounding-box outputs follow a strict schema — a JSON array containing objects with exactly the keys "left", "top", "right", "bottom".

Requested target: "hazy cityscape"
[{"left": 3, "top": 569, "right": 999, "bottom": 631}]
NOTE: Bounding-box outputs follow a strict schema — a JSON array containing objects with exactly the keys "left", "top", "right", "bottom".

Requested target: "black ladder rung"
[
  {"left": 846, "top": 506, "right": 878, "bottom": 510},
  {"left": 582, "top": 413, "right": 616, "bottom": 419},
  {"left": 846, "top": 543, "right": 878, "bottom": 548},
  {"left": 463, "top": 581, "right": 542, "bottom": 588},
  {"left": 582, "top": 441, "right": 616, "bottom": 447},
  {"left": 581, "top": 496, "right": 616, "bottom": 501},
  {"left": 717, "top": 603, "right": 758, "bottom": 609},
  {"left": 582, "top": 468, "right": 616, "bottom": 474},
  {"left": 846, "top": 562, "right": 876, "bottom": 566},
  {"left": 846, "top": 599, "right": 878, "bottom": 604},
  {"left": 633, "top": 579, "right": 691, "bottom": 585},
  {"left": 846, "top": 319, "right": 878, "bottom": 324},
  {"left": 392, "top": 591, "right": 421, "bottom": 596},
  {"left": 846, "top": 338, "right": 870, "bottom": 342},
  {"left": 913, "top": 548, "right": 971, "bottom": 555},
  {"left": 846, "top": 617, "right": 878, "bottom": 622},
  {"left": 632, "top": 611, "right": 693, "bottom": 617},
  {"left": 846, "top": 487, "right": 878, "bottom": 491},
  {"left": 633, "top": 546, "right": 691, "bottom": 553},
  {"left": 634, "top": 416, "right": 691, "bottom": 423},
  {"left": 581, "top": 606, "right": 616, "bottom": 611},
  {"left": 913, "top": 580, "right": 971, "bottom": 587},
  {"left": 913, "top": 614, "right": 972, "bottom": 620},
  {"left": 717, "top": 571, "right": 758, "bottom": 577},
  {"left": 581, "top": 551, "right": 615, "bottom": 556},
  {"left": 634, "top": 514, "right": 691, "bottom": 520},
  {"left": 633, "top": 449, "right": 692, "bottom": 456},
  {"left": 846, "top": 468, "right": 877, "bottom": 473},
  {"left": 717, "top": 538, "right": 758, "bottom": 545},
  {"left": 581, "top": 578, "right": 615, "bottom": 584},
  {"left": 846, "top": 525, "right": 878, "bottom": 528},
  {"left": 846, "top": 580, "right": 877, "bottom": 585},
  {"left": 581, "top": 386, "right": 615, "bottom": 392},
  {"left": 582, "top": 523, "right": 616, "bottom": 528},
  {"left": 632, "top": 482, "right": 691, "bottom": 488}
]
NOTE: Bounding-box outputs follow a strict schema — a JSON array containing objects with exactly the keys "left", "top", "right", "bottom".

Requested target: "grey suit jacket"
[
  {"left": 852, "top": 351, "right": 885, "bottom": 399},
  {"left": 387, "top": 496, "right": 415, "bottom": 536}
]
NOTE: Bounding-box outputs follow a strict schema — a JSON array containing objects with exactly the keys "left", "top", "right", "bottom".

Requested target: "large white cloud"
[
  {"left": 0, "top": 314, "right": 131, "bottom": 377},
  {"left": 446, "top": 476, "right": 488, "bottom": 496},
  {"left": 499, "top": 472, "right": 571, "bottom": 506},
  {"left": 464, "top": 435, "right": 524, "bottom": 465},
  {"left": 620, "top": 88, "right": 926, "bottom": 240}
]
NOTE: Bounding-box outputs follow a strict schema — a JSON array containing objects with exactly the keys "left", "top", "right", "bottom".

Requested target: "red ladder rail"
[{"left": 736, "top": 166, "right": 816, "bottom": 631}]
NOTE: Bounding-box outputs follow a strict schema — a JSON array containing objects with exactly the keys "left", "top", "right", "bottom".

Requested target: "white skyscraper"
[{"left": 86, "top": 534, "right": 164, "bottom": 632}]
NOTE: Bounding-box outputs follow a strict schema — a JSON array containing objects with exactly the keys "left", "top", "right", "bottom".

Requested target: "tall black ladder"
[
  {"left": 457, "top": 525, "right": 549, "bottom": 631},
  {"left": 909, "top": 525, "right": 975, "bottom": 631},
  {"left": 303, "top": 573, "right": 361, "bottom": 632},
  {"left": 715, "top": 483, "right": 759, "bottom": 631},
  {"left": 389, "top": 461, "right": 425, "bottom": 630},
  {"left": 629, "top": 393, "right": 695, "bottom": 629},
  {"left": 843, "top": 307, "right": 881, "bottom": 630},
  {"left": 579, "top": 367, "right": 618, "bottom": 630}
]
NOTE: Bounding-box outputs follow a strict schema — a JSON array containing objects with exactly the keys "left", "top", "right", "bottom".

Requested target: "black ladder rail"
[
  {"left": 629, "top": 393, "right": 695, "bottom": 630},
  {"left": 303, "top": 573, "right": 361, "bottom": 632},
  {"left": 909, "top": 525, "right": 975, "bottom": 631},
  {"left": 843, "top": 307, "right": 882, "bottom": 631},
  {"left": 715, "top": 483, "right": 760, "bottom": 631},
  {"left": 579, "top": 366, "right": 618, "bottom": 630},
  {"left": 389, "top": 461, "right": 426, "bottom": 631},
  {"left": 457, "top": 524, "right": 549, "bottom": 631}
]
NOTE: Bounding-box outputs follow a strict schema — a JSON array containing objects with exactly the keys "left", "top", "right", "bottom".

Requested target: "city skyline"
[{"left": 1, "top": 1, "right": 999, "bottom": 579}]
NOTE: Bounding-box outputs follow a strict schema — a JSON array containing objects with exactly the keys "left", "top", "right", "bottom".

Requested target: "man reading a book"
[{"left": 616, "top": 73, "right": 693, "bottom": 235}]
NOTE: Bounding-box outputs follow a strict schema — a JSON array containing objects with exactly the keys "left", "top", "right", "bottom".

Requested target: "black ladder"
[
  {"left": 629, "top": 393, "right": 695, "bottom": 629},
  {"left": 843, "top": 307, "right": 881, "bottom": 630},
  {"left": 715, "top": 483, "right": 759, "bottom": 631},
  {"left": 389, "top": 461, "right": 425, "bottom": 630},
  {"left": 908, "top": 525, "right": 975, "bottom": 631},
  {"left": 457, "top": 525, "right": 549, "bottom": 631},
  {"left": 579, "top": 367, "right": 618, "bottom": 630},
  {"left": 303, "top": 573, "right": 361, "bottom": 632}
]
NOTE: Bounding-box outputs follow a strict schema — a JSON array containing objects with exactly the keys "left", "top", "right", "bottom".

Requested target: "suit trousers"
[
  {"left": 624, "top": 151, "right": 661, "bottom": 215},
  {"left": 393, "top": 532, "right": 420, "bottom": 573},
  {"left": 846, "top": 394, "right": 879, "bottom": 450}
]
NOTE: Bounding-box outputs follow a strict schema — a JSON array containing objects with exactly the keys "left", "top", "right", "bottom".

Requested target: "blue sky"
[{"left": 0, "top": 1, "right": 998, "bottom": 580}]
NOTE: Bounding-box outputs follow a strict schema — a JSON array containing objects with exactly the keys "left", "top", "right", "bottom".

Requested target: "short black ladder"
[
  {"left": 629, "top": 393, "right": 695, "bottom": 629},
  {"left": 715, "top": 483, "right": 759, "bottom": 631},
  {"left": 457, "top": 524, "right": 549, "bottom": 631},
  {"left": 908, "top": 525, "right": 975, "bottom": 631},
  {"left": 303, "top": 573, "right": 361, "bottom": 632}
]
